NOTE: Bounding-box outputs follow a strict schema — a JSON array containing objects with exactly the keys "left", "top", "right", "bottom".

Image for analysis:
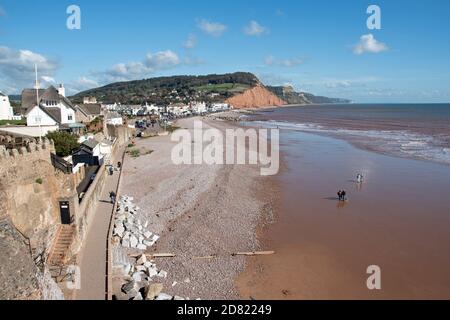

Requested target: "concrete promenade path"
[{"left": 74, "top": 148, "right": 124, "bottom": 300}]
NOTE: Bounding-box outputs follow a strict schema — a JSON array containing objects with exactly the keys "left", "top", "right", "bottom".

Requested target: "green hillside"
[
  {"left": 71, "top": 71, "right": 350, "bottom": 106},
  {"left": 71, "top": 72, "right": 259, "bottom": 104}
]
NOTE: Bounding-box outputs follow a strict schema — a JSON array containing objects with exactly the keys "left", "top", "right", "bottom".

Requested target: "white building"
[
  {"left": 0, "top": 92, "right": 14, "bottom": 120},
  {"left": 26, "top": 105, "right": 58, "bottom": 127},
  {"left": 105, "top": 112, "right": 123, "bottom": 125},
  {"left": 103, "top": 103, "right": 119, "bottom": 111},
  {"left": 157, "top": 106, "right": 166, "bottom": 114},
  {"left": 143, "top": 103, "right": 160, "bottom": 115},
  {"left": 168, "top": 103, "right": 189, "bottom": 116},
  {"left": 21, "top": 85, "right": 86, "bottom": 135},
  {"left": 83, "top": 96, "right": 98, "bottom": 104},
  {"left": 209, "top": 103, "right": 231, "bottom": 112},
  {"left": 23, "top": 85, "right": 77, "bottom": 126},
  {"left": 82, "top": 138, "right": 101, "bottom": 157},
  {"left": 191, "top": 101, "right": 207, "bottom": 114}
]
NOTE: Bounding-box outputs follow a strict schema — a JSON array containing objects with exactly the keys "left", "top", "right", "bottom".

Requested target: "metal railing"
[{"left": 51, "top": 153, "right": 73, "bottom": 174}]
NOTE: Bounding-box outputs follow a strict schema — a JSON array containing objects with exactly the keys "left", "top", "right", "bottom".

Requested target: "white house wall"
[
  {"left": 41, "top": 101, "right": 76, "bottom": 124},
  {"left": 0, "top": 95, "right": 13, "bottom": 120},
  {"left": 26, "top": 106, "right": 57, "bottom": 126}
]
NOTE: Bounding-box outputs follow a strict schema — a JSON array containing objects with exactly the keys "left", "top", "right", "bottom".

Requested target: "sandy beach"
[{"left": 116, "top": 116, "right": 276, "bottom": 299}]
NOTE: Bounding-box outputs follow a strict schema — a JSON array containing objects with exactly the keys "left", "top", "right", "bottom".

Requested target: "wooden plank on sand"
[
  {"left": 150, "top": 253, "right": 176, "bottom": 258},
  {"left": 193, "top": 255, "right": 217, "bottom": 260},
  {"left": 130, "top": 253, "right": 176, "bottom": 259},
  {"left": 232, "top": 251, "right": 275, "bottom": 256}
]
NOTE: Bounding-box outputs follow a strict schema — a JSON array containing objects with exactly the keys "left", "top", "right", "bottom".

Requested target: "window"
[{"left": 68, "top": 115, "right": 73, "bottom": 121}]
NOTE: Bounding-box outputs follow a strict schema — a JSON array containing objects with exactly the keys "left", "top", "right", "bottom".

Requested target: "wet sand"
[{"left": 237, "top": 130, "right": 450, "bottom": 299}]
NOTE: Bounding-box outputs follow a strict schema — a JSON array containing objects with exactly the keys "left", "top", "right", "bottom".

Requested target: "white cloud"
[
  {"left": 183, "top": 34, "right": 197, "bottom": 49},
  {"left": 365, "top": 88, "right": 405, "bottom": 97},
  {"left": 264, "top": 56, "right": 275, "bottom": 65},
  {"left": 257, "top": 73, "right": 293, "bottom": 86},
  {"left": 95, "top": 50, "right": 182, "bottom": 83},
  {"left": 420, "top": 89, "right": 449, "bottom": 98},
  {"left": 75, "top": 77, "right": 99, "bottom": 88},
  {"left": 145, "top": 50, "right": 180, "bottom": 69},
  {"left": 100, "top": 62, "right": 150, "bottom": 82},
  {"left": 353, "top": 34, "right": 388, "bottom": 55},
  {"left": 66, "top": 77, "right": 100, "bottom": 94},
  {"left": 197, "top": 19, "right": 227, "bottom": 37},
  {"left": 317, "top": 77, "right": 378, "bottom": 89},
  {"left": 243, "top": 20, "right": 269, "bottom": 36},
  {"left": 73, "top": 77, "right": 99, "bottom": 89},
  {"left": 184, "top": 54, "right": 204, "bottom": 66},
  {"left": 41, "top": 76, "right": 56, "bottom": 83},
  {"left": 325, "top": 80, "right": 352, "bottom": 88},
  {"left": 264, "top": 55, "right": 303, "bottom": 67},
  {"left": 0, "top": 46, "right": 59, "bottom": 92}
]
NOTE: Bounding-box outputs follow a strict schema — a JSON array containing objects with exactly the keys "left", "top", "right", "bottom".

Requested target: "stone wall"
[
  {"left": 0, "top": 138, "right": 72, "bottom": 299},
  {"left": 106, "top": 124, "right": 134, "bottom": 145},
  {"left": 70, "top": 163, "right": 107, "bottom": 254},
  {"left": 0, "top": 219, "right": 42, "bottom": 300},
  {"left": 0, "top": 219, "right": 64, "bottom": 300},
  {"left": 0, "top": 127, "right": 130, "bottom": 299},
  {"left": 0, "top": 138, "right": 73, "bottom": 250}
]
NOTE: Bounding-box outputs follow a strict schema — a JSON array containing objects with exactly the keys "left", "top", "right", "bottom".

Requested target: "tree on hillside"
[{"left": 46, "top": 131, "right": 80, "bottom": 157}]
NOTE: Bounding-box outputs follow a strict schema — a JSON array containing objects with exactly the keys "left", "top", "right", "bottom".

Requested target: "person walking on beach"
[
  {"left": 341, "top": 190, "right": 347, "bottom": 201},
  {"left": 337, "top": 190, "right": 342, "bottom": 201},
  {"left": 357, "top": 173, "right": 364, "bottom": 183}
]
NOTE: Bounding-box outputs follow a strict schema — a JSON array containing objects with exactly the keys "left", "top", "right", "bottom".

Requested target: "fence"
[{"left": 51, "top": 153, "right": 73, "bottom": 174}]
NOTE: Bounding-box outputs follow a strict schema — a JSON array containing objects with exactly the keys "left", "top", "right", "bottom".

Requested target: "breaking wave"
[{"left": 246, "top": 120, "right": 450, "bottom": 165}]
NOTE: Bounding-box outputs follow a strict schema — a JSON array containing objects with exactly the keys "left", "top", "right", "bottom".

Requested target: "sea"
[{"left": 244, "top": 103, "right": 450, "bottom": 165}]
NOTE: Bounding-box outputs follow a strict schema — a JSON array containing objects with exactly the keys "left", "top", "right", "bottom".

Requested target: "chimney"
[{"left": 58, "top": 84, "right": 66, "bottom": 97}]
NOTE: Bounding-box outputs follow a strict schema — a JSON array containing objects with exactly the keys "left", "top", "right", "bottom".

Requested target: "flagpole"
[{"left": 35, "top": 64, "right": 42, "bottom": 142}]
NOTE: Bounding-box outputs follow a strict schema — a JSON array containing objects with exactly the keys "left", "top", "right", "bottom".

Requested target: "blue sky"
[{"left": 1, "top": 0, "right": 449, "bottom": 102}]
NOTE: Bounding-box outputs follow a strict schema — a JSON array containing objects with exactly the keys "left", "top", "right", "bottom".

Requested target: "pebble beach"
[{"left": 112, "top": 116, "right": 277, "bottom": 300}]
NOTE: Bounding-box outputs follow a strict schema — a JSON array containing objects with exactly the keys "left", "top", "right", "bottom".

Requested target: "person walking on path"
[{"left": 109, "top": 191, "right": 116, "bottom": 204}]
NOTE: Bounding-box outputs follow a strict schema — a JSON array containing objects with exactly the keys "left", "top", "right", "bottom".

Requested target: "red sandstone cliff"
[{"left": 225, "top": 84, "right": 286, "bottom": 109}]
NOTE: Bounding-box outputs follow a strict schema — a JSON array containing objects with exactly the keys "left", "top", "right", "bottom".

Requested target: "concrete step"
[{"left": 48, "top": 225, "right": 75, "bottom": 266}]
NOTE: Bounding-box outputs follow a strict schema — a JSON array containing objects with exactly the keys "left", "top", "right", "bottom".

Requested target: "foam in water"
[{"left": 245, "top": 120, "right": 450, "bottom": 165}]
